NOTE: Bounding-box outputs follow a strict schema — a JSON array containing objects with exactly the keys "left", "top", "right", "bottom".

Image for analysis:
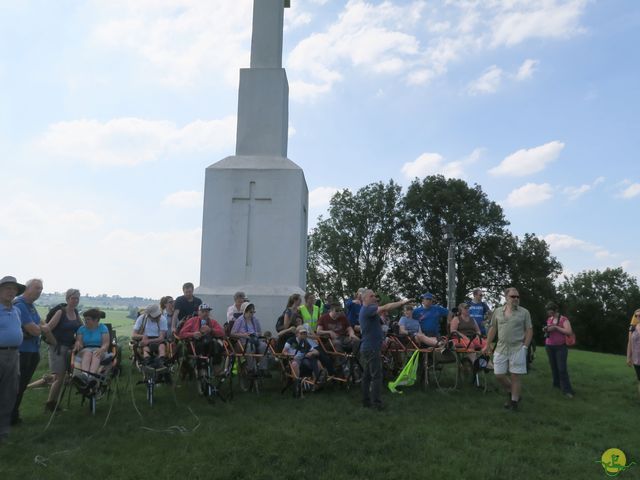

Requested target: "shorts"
[
  {"left": 634, "top": 364, "right": 640, "bottom": 381},
  {"left": 48, "top": 344, "right": 72, "bottom": 374},
  {"left": 493, "top": 347, "right": 528, "bottom": 375},
  {"left": 78, "top": 347, "right": 108, "bottom": 360}
]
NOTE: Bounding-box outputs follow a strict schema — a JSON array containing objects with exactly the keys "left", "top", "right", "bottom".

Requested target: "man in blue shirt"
[
  {"left": 0, "top": 276, "right": 25, "bottom": 442},
  {"left": 12, "top": 279, "right": 49, "bottom": 425},
  {"left": 345, "top": 288, "right": 366, "bottom": 333},
  {"left": 359, "top": 289, "right": 410, "bottom": 410},
  {"left": 467, "top": 288, "right": 491, "bottom": 335},
  {"left": 412, "top": 293, "right": 450, "bottom": 337}
]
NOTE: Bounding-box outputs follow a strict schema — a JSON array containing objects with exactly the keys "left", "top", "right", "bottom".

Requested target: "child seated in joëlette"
[{"left": 283, "top": 326, "right": 329, "bottom": 385}]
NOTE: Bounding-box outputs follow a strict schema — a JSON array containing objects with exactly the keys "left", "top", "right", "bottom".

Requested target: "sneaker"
[
  {"left": 564, "top": 392, "right": 574, "bottom": 399},
  {"left": 44, "top": 401, "right": 58, "bottom": 413},
  {"left": 372, "top": 403, "right": 387, "bottom": 412}
]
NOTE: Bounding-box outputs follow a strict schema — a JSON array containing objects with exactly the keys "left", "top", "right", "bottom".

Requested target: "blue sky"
[{"left": 1, "top": 0, "right": 639, "bottom": 298}]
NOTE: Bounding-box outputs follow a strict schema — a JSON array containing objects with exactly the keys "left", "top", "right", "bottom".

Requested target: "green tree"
[
  {"left": 507, "top": 233, "right": 562, "bottom": 344},
  {"left": 394, "top": 175, "right": 513, "bottom": 305},
  {"left": 558, "top": 268, "right": 640, "bottom": 354},
  {"left": 307, "top": 181, "right": 403, "bottom": 299}
]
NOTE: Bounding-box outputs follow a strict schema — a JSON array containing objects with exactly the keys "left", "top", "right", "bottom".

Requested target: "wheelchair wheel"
[
  {"left": 432, "top": 349, "right": 459, "bottom": 391},
  {"left": 420, "top": 352, "right": 430, "bottom": 390},
  {"left": 459, "top": 357, "right": 475, "bottom": 386},
  {"left": 238, "top": 361, "right": 255, "bottom": 393},
  {"left": 147, "top": 378, "right": 154, "bottom": 407},
  {"left": 89, "top": 395, "right": 96, "bottom": 416}
]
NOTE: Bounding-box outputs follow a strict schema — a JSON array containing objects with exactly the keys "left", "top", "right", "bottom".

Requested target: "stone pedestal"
[{"left": 197, "top": 155, "right": 307, "bottom": 330}]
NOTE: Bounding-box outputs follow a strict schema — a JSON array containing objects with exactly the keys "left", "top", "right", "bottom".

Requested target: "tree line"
[{"left": 307, "top": 176, "right": 640, "bottom": 354}]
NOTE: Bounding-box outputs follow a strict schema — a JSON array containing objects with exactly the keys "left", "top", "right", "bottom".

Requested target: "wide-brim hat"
[
  {"left": 0, "top": 276, "right": 26, "bottom": 296},
  {"left": 240, "top": 301, "right": 255, "bottom": 315},
  {"left": 145, "top": 304, "right": 162, "bottom": 318}
]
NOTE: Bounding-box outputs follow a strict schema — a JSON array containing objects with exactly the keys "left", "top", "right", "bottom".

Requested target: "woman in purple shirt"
[{"left": 231, "top": 302, "right": 268, "bottom": 374}]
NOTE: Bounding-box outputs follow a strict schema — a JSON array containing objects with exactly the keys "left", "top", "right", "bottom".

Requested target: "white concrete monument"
[{"left": 196, "top": 0, "right": 307, "bottom": 330}]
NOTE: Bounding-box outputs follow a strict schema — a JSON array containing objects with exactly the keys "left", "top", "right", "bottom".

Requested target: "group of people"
[{"left": 2, "top": 274, "right": 640, "bottom": 444}]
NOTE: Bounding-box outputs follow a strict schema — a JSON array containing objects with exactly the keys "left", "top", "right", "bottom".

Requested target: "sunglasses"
[{"left": 509, "top": 295, "right": 520, "bottom": 299}]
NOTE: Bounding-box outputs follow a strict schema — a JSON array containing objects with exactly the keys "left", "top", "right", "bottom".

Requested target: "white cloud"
[
  {"left": 287, "top": 0, "right": 587, "bottom": 100},
  {"left": 490, "top": 0, "right": 588, "bottom": 47},
  {"left": 467, "top": 65, "right": 503, "bottom": 95},
  {"left": 309, "top": 186, "right": 339, "bottom": 208},
  {"left": 401, "top": 148, "right": 482, "bottom": 180},
  {"left": 515, "top": 58, "right": 539, "bottom": 81},
  {"left": 621, "top": 183, "right": 640, "bottom": 199},
  {"left": 287, "top": 0, "right": 425, "bottom": 101},
  {"left": 163, "top": 191, "right": 203, "bottom": 208},
  {"left": 490, "top": 141, "right": 565, "bottom": 176},
  {"left": 563, "top": 176, "right": 605, "bottom": 200},
  {"left": 0, "top": 188, "right": 201, "bottom": 297},
  {"left": 35, "top": 116, "right": 236, "bottom": 167},
  {"left": 91, "top": 1, "right": 253, "bottom": 87},
  {"left": 504, "top": 183, "right": 553, "bottom": 207},
  {"left": 543, "top": 233, "right": 613, "bottom": 259}
]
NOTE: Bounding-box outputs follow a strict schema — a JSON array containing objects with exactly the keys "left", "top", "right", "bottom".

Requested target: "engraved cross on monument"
[
  {"left": 232, "top": 181, "right": 272, "bottom": 269},
  {"left": 197, "top": 0, "right": 308, "bottom": 329}
]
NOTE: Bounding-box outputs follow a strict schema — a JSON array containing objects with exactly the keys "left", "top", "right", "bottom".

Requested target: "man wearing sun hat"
[
  {"left": 132, "top": 303, "right": 168, "bottom": 366},
  {"left": 0, "top": 276, "right": 25, "bottom": 442}
]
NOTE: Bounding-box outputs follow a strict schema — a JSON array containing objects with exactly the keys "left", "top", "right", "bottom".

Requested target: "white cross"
[
  {"left": 232, "top": 181, "right": 272, "bottom": 267},
  {"left": 250, "top": 0, "right": 290, "bottom": 68}
]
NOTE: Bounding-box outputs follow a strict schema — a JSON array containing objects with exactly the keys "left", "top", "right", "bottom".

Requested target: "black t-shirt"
[{"left": 174, "top": 295, "right": 202, "bottom": 321}]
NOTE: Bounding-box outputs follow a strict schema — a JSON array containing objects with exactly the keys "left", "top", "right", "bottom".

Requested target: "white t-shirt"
[{"left": 134, "top": 314, "right": 168, "bottom": 337}]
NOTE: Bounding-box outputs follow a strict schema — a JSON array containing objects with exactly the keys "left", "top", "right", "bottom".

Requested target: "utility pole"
[{"left": 445, "top": 224, "right": 456, "bottom": 309}]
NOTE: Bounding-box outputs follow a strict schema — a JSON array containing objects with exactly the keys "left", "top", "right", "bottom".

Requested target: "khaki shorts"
[
  {"left": 48, "top": 344, "right": 72, "bottom": 374},
  {"left": 493, "top": 347, "right": 527, "bottom": 375}
]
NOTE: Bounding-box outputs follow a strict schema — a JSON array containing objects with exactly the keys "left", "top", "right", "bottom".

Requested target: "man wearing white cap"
[
  {"left": 0, "top": 276, "right": 25, "bottom": 442},
  {"left": 132, "top": 304, "right": 168, "bottom": 366}
]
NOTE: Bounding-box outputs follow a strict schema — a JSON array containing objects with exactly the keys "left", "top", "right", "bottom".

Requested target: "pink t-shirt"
[
  {"left": 545, "top": 315, "right": 569, "bottom": 346},
  {"left": 631, "top": 328, "right": 640, "bottom": 365}
]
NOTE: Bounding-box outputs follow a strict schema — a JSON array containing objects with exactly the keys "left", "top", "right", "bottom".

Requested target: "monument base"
[{"left": 196, "top": 285, "right": 304, "bottom": 333}]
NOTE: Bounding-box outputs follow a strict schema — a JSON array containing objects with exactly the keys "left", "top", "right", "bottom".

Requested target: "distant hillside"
[{"left": 36, "top": 293, "right": 156, "bottom": 310}]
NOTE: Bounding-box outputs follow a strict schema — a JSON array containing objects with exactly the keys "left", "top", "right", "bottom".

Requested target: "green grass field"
[{"left": 1, "top": 312, "right": 638, "bottom": 479}]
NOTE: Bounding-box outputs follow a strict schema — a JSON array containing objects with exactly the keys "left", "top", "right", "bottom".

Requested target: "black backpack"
[
  {"left": 45, "top": 303, "right": 67, "bottom": 323},
  {"left": 275, "top": 312, "right": 286, "bottom": 332}
]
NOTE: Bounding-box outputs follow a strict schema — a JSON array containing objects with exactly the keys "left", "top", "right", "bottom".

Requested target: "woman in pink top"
[
  {"left": 626, "top": 308, "right": 640, "bottom": 400},
  {"left": 544, "top": 302, "right": 575, "bottom": 398}
]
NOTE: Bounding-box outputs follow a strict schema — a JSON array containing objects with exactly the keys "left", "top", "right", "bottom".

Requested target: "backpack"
[
  {"left": 276, "top": 312, "right": 286, "bottom": 332},
  {"left": 45, "top": 303, "right": 67, "bottom": 324}
]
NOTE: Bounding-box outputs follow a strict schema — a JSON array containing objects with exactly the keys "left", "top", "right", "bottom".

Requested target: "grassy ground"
[{"left": 2, "top": 327, "right": 639, "bottom": 479}]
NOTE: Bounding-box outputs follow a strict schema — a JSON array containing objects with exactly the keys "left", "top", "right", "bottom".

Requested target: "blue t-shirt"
[
  {"left": 345, "top": 298, "right": 362, "bottom": 327},
  {"left": 413, "top": 304, "right": 448, "bottom": 336},
  {"left": 467, "top": 301, "right": 490, "bottom": 334},
  {"left": 359, "top": 304, "right": 383, "bottom": 352},
  {"left": 398, "top": 315, "right": 420, "bottom": 335},
  {"left": 78, "top": 323, "right": 109, "bottom": 348},
  {"left": 14, "top": 296, "right": 41, "bottom": 353},
  {"left": 0, "top": 305, "right": 23, "bottom": 347}
]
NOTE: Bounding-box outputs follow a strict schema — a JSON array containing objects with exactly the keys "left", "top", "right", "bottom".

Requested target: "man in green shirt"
[{"left": 483, "top": 287, "right": 533, "bottom": 411}]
